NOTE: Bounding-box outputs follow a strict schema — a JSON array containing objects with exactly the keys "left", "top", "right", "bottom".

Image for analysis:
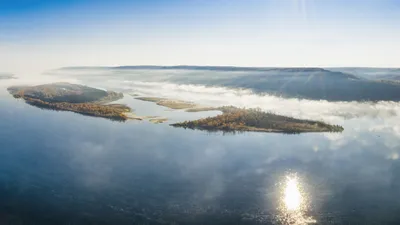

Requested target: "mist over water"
[
  {"left": 14, "top": 69, "right": 400, "bottom": 150},
  {"left": 38, "top": 69, "right": 400, "bottom": 158},
  {"left": 114, "top": 81, "right": 400, "bottom": 157},
  {"left": 8, "top": 69, "right": 400, "bottom": 153},
  {"left": 44, "top": 68, "right": 400, "bottom": 122},
  {"left": 119, "top": 81, "right": 400, "bottom": 121},
  {"left": 2, "top": 69, "right": 400, "bottom": 224}
]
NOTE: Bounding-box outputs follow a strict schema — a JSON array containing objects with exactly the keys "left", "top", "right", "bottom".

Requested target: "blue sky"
[{"left": 1, "top": 0, "right": 400, "bottom": 73}]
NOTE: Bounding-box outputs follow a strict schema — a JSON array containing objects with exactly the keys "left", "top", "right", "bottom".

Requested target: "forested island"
[
  {"left": 8, "top": 83, "right": 131, "bottom": 121},
  {"left": 172, "top": 106, "right": 344, "bottom": 133},
  {"left": 134, "top": 96, "right": 343, "bottom": 133},
  {"left": 8, "top": 84, "right": 344, "bottom": 132}
]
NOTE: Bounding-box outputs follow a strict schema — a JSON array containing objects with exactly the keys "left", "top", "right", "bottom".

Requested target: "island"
[
  {"left": 8, "top": 82, "right": 131, "bottom": 121},
  {"left": 135, "top": 96, "right": 343, "bottom": 133},
  {"left": 171, "top": 106, "right": 344, "bottom": 133},
  {"left": 8, "top": 84, "right": 344, "bottom": 133}
]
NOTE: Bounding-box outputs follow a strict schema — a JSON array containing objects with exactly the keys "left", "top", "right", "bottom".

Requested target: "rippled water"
[{"left": 1, "top": 77, "right": 400, "bottom": 224}]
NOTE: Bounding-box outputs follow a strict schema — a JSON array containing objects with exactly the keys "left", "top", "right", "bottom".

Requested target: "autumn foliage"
[
  {"left": 8, "top": 83, "right": 129, "bottom": 121},
  {"left": 23, "top": 97, "right": 130, "bottom": 121},
  {"left": 172, "top": 107, "right": 343, "bottom": 133}
]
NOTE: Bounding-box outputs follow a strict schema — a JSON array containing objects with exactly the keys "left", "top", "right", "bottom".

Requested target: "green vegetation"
[
  {"left": 8, "top": 83, "right": 130, "bottom": 121},
  {"left": 172, "top": 107, "right": 344, "bottom": 133}
]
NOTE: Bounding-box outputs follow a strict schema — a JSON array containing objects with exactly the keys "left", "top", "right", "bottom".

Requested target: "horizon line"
[{"left": 56, "top": 65, "right": 400, "bottom": 70}]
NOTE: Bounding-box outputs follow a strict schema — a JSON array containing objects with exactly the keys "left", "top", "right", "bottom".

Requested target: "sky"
[{"left": 1, "top": 0, "right": 400, "bottom": 74}]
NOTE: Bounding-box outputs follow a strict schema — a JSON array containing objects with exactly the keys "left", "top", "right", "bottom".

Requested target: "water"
[{"left": 1, "top": 79, "right": 400, "bottom": 224}]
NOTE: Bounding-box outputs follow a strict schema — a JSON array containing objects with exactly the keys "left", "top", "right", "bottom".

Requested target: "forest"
[
  {"left": 8, "top": 83, "right": 129, "bottom": 121},
  {"left": 172, "top": 107, "right": 344, "bottom": 133},
  {"left": 8, "top": 82, "right": 123, "bottom": 103},
  {"left": 20, "top": 96, "right": 130, "bottom": 121}
]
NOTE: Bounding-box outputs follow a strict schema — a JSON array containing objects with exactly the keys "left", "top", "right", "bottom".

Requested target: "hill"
[{"left": 57, "top": 66, "right": 400, "bottom": 101}]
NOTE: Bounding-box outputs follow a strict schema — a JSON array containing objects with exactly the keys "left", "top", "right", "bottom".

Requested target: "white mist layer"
[
  {"left": 120, "top": 81, "right": 400, "bottom": 123},
  {"left": 4, "top": 76, "right": 400, "bottom": 155}
]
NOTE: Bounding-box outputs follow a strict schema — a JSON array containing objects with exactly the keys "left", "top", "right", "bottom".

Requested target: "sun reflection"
[
  {"left": 277, "top": 174, "right": 316, "bottom": 225},
  {"left": 284, "top": 177, "right": 302, "bottom": 211}
]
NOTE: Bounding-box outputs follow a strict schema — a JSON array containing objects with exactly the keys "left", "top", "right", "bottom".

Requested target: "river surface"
[{"left": 1, "top": 77, "right": 400, "bottom": 225}]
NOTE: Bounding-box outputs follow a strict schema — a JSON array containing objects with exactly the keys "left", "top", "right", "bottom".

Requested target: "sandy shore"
[{"left": 135, "top": 97, "right": 219, "bottom": 112}]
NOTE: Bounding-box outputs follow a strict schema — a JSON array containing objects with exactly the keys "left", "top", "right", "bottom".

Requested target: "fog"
[
  {"left": 118, "top": 81, "right": 400, "bottom": 122},
  {"left": 4, "top": 70, "right": 400, "bottom": 155},
  {"left": 36, "top": 67, "right": 400, "bottom": 123},
  {"left": 2, "top": 70, "right": 400, "bottom": 224}
]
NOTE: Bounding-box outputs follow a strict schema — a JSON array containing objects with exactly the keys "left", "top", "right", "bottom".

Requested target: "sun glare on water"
[
  {"left": 284, "top": 177, "right": 302, "bottom": 211},
  {"left": 277, "top": 174, "right": 316, "bottom": 225}
]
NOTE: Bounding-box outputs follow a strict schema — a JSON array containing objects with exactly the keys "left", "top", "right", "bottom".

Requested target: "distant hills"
[
  {"left": 61, "top": 65, "right": 356, "bottom": 73},
  {"left": 57, "top": 66, "right": 400, "bottom": 101},
  {"left": 328, "top": 68, "right": 400, "bottom": 80}
]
